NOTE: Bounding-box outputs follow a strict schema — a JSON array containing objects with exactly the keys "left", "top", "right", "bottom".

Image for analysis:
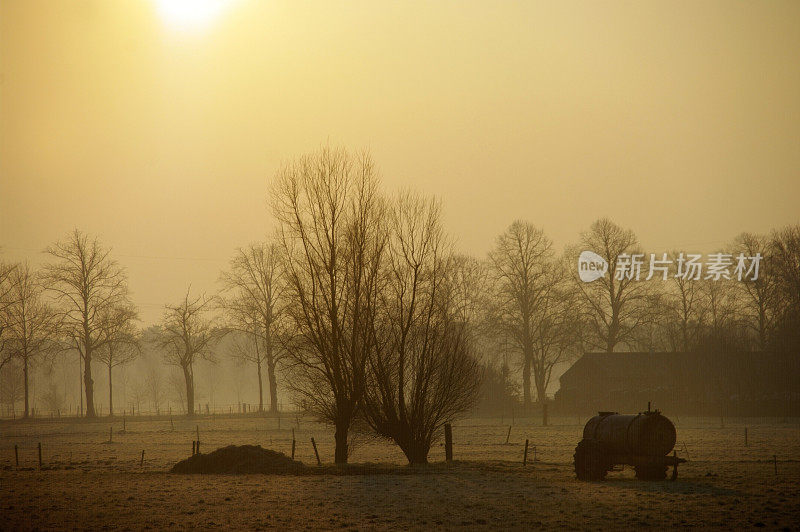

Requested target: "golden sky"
[{"left": 2, "top": 0, "right": 799, "bottom": 324}]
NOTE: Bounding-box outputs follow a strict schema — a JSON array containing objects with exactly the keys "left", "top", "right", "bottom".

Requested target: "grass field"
[{"left": 1, "top": 415, "right": 798, "bottom": 529}]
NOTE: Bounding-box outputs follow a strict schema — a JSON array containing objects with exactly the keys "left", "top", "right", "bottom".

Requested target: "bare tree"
[
  {"left": 487, "top": 220, "right": 552, "bottom": 407},
  {"left": 144, "top": 365, "right": 164, "bottom": 414},
  {"left": 664, "top": 251, "right": 704, "bottom": 351},
  {"left": 129, "top": 378, "right": 147, "bottom": 415},
  {"left": 698, "top": 272, "right": 741, "bottom": 347},
  {"left": 768, "top": 225, "right": 800, "bottom": 355},
  {"left": 448, "top": 254, "right": 489, "bottom": 344},
  {"left": 158, "top": 289, "right": 219, "bottom": 417},
  {"left": 0, "top": 260, "right": 20, "bottom": 372},
  {"left": 528, "top": 257, "right": 585, "bottom": 419},
  {"left": 730, "top": 233, "right": 777, "bottom": 350},
  {"left": 0, "top": 361, "right": 23, "bottom": 416},
  {"left": 271, "top": 145, "right": 386, "bottom": 463},
  {"left": 95, "top": 305, "right": 139, "bottom": 416},
  {"left": 40, "top": 380, "right": 66, "bottom": 415},
  {"left": 362, "top": 193, "right": 481, "bottom": 464},
  {"left": 219, "top": 243, "right": 286, "bottom": 413},
  {"left": 44, "top": 230, "right": 130, "bottom": 418},
  {"left": 4, "top": 263, "right": 60, "bottom": 418},
  {"left": 573, "top": 218, "right": 652, "bottom": 352}
]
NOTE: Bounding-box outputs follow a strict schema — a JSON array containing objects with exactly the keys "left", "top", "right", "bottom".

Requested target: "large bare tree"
[
  {"left": 574, "top": 218, "right": 652, "bottom": 353},
  {"left": 271, "top": 145, "right": 386, "bottom": 463},
  {"left": 220, "top": 243, "right": 286, "bottom": 413},
  {"left": 95, "top": 304, "right": 139, "bottom": 416},
  {"left": 158, "top": 289, "right": 219, "bottom": 417},
  {"left": 362, "top": 193, "right": 481, "bottom": 463},
  {"left": 44, "top": 230, "right": 130, "bottom": 417},
  {"left": 4, "top": 263, "right": 60, "bottom": 418},
  {"left": 487, "top": 220, "right": 552, "bottom": 407}
]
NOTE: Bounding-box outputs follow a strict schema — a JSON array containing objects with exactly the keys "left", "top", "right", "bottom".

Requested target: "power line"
[{"left": 1, "top": 246, "right": 228, "bottom": 262}]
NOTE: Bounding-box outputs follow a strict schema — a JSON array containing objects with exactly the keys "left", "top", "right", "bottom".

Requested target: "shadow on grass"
[{"left": 603, "top": 477, "right": 740, "bottom": 496}]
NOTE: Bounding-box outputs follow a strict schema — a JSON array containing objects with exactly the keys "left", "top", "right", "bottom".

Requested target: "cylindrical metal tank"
[{"left": 582, "top": 411, "right": 676, "bottom": 456}]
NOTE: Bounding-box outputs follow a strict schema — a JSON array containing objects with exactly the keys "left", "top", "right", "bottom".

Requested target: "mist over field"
[{"left": 1, "top": 1, "right": 799, "bottom": 530}]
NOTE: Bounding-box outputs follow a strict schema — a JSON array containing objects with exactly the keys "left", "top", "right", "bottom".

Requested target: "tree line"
[{"left": 1, "top": 145, "right": 798, "bottom": 464}]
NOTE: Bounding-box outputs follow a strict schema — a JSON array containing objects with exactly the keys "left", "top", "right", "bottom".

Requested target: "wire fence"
[{"left": 0, "top": 402, "right": 302, "bottom": 420}]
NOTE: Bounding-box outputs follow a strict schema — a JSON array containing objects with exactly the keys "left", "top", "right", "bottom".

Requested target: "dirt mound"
[{"left": 170, "top": 445, "right": 307, "bottom": 474}]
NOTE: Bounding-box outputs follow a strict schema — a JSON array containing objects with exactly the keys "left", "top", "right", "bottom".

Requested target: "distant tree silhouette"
[
  {"left": 44, "top": 230, "right": 131, "bottom": 418},
  {"left": 5, "top": 263, "right": 60, "bottom": 417},
  {"left": 219, "top": 243, "right": 287, "bottom": 413},
  {"left": 769, "top": 225, "right": 800, "bottom": 355},
  {"left": 573, "top": 218, "right": 652, "bottom": 353},
  {"left": 0, "top": 260, "right": 20, "bottom": 372},
  {"left": 95, "top": 304, "right": 139, "bottom": 416},
  {"left": 487, "top": 220, "right": 553, "bottom": 407},
  {"left": 158, "top": 289, "right": 219, "bottom": 417}
]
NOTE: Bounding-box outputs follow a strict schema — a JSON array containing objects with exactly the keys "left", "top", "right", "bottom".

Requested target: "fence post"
[
  {"left": 523, "top": 439, "right": 529, "bottom": 466},
  {"left": 311, "top": 437, "right": 321, "bottom": 466},
  {"left": 444, "top": 423, "right": 453, "bottom": 462},
  {"left": 140, "top": 450, "right": 145, "bottom": 467},
  {"left": 291, "top": 428, "right": 296, "bottom": 460},
  {"left": 14, "top": 444, "right": 18, "bottom": 466},
  {"left": 505, "top": 426, "right": 512, "bottom": 444}
]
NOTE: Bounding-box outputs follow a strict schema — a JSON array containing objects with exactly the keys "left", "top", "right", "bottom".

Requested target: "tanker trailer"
[{"left": 574, "top": 407, "right": 686, "bottom": 481}]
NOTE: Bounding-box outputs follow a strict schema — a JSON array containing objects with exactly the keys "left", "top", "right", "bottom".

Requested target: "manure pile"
[{"left": 170, "top": 444, "right": 307, "bottom": 474}]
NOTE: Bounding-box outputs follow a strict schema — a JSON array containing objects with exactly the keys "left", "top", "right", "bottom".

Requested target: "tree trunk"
[
  {"left": 606, "top": 334, "right": 616, "bottom": 353},
  {"left": 534, "top": 373, "right": 547, "bottom": 426},
  {"left": 267, "top": 359, "right": 278, "bottom": 413},
  {"left": 681, "top": 319, "right": 689, "bottom": 352},
  {"left": 78, "top": 353, "right": 83, "bottom": 416},
  {"left": 522, "top": 356, "right": 532, "bottom": 408},
  {"left": 256, "top": 359, "right": 264, "bottom": 413},
  {"left": 606, "top": 314, "right": 619, "bottom": 353},
  {"left": 265, "top": 338, "right": 278, "bottom": 413},
  {"left": 334, "top": 421, "right": 349, "bottom": 464},
  {"left": 108, "top": 362, "right": 113, "bottom": 417},
  {"left": 84, "top": 356, "right": 96, "bottom": 417},
  {"left": 83, "top": 317, "right": 97, "bottom": 418},
  {"left": 401, "top": 439, "right": 430, "bottom": 464},
  {"left": 23, "top": 356, "right": 29, "bottom": 419},
  {"left": 183, "top": 364, "right": 194, "bottom": 417}
]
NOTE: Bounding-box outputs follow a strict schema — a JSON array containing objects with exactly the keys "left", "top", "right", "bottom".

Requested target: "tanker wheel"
[
  {"left": 634, "top": 463, "right": 668, "bottom": 480},
  {"left": 574, "top": 439, "right": 608, "bottom": 481}
]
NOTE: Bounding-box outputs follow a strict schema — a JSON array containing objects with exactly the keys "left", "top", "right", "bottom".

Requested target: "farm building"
[{"left": 554, "top": 351, "right": 800, "bottom": 417}]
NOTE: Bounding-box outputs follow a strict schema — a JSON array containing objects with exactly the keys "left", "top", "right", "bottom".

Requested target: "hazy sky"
[{"left": 2, "top": 0, "right": 799, "bottom": 325}]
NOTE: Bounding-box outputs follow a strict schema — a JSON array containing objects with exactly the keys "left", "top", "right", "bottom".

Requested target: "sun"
[{"left": 154, "top": 0, "right": 234, "bottom": 31}]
